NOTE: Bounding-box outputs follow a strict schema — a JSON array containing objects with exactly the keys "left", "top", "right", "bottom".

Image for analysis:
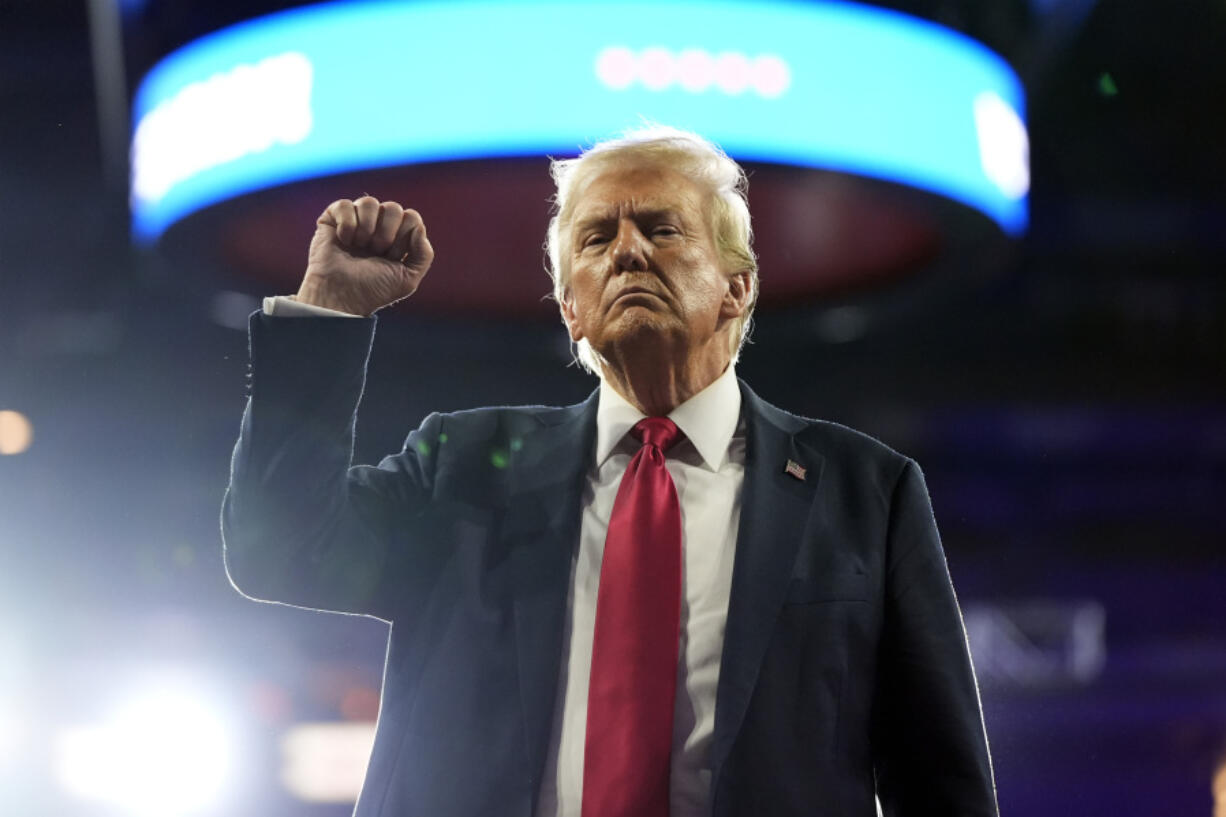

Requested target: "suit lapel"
[
  {"left": 496, "top": 383, "right": 826, "bottom": 802},
  {"left": 503, "top": 391, "right": 598, "bottom": 802},
  {"left": 709, "top": 382, "right": 825, "bottom": 780}
]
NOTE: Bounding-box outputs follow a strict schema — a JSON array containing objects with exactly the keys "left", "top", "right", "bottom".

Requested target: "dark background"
[{"left": 1, "top": 0, "right": 1224, "bottom": 814}]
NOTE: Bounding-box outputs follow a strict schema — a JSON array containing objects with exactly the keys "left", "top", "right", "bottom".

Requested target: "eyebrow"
[{"left": 571, "top": 205, "right": 686, "bottom": 233}]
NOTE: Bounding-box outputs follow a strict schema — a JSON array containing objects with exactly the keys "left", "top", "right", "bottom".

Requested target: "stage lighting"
[
  {"left": 56, "top": 687, "right": 234, "bottom": 816},
  {"left": 0, "top": 410, "right": 33, "bottom": 455},
  {"left": 280, "top": 721, "right": 376, "bottom": 803}
]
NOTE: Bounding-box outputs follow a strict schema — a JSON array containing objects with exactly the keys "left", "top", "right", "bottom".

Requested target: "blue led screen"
[{"left": 130, "top": 0, "right": 1028, "bottom": 241}]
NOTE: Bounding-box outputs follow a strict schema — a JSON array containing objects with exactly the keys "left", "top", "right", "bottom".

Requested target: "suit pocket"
[{"left": 785, "top": 572, "right": 871, "bottom": 604}]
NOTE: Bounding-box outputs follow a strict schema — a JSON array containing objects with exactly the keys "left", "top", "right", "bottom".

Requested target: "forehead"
[{"left": 569, "top": 160, "right": 710, "bottom": 223}]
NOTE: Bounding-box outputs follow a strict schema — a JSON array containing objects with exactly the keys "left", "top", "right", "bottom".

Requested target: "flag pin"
[{"left": 784, "top": 459, "right": 807, "bottom": 481}]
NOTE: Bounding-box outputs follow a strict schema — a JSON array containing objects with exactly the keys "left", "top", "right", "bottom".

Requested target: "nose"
[{"left": 611, "top": 219, "right": 649, "bottom": 273}]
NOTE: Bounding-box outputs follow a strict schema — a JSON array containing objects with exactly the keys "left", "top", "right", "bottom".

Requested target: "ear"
[
  {"left": 559, "top": 288, "right": 585, "bottom": 343},
  {"left": 720, "top": 270, "right": 753, "bottom": 321}
]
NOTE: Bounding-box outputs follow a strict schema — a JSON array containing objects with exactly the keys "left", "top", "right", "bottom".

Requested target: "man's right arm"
[{"left": 221, "top": 197, "right": 439, "bottom": 621}]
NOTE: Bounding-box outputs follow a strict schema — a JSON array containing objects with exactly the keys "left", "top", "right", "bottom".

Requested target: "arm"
[
  {"left": 872, "top": 460, "right": 998, "bottom": 817},
  {"left": 221, "top": 196, "right": 439, "bottom": 620}
]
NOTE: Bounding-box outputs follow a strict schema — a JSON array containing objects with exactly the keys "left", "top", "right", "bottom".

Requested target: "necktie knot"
[{"left": 633, "top": 417, "right": 682, "bottom": 452}]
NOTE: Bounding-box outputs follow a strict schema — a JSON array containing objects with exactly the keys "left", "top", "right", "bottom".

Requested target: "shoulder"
[
  {"left": 429, "top": 400, "right": 590, "bottom": 435},
  {"left": 397, "top": 397, "right": 596, "bottom": 504},
  {"left": 405, "top": 395, "right": 596, "bottom": 460},
  {"left": 799, "top": 415, "right": 908, "bottom": 467},
  {"left": 742, "top": 381, "right": 914, "bottom": 484}
]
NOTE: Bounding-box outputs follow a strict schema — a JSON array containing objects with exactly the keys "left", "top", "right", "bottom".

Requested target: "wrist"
[{"left": 296, "top": 275, "right": 367, "bottom": 316}]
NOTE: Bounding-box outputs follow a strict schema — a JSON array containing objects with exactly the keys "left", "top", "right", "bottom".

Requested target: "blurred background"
[{"left": 1, "top": 0, "right": 1224, "bottom": 814}]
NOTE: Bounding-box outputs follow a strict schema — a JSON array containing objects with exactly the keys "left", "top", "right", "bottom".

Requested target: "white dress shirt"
[
  {"left": 264, "top": 296, "right": 746, "bottom": 816},
  {"left": 535, "top": 365, "right": 745, "bottom": 817}
]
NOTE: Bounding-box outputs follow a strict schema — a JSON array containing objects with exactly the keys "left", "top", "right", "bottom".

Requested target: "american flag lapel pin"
[{"left": 784, "top": 459, "right": 807, "bottom": 481}]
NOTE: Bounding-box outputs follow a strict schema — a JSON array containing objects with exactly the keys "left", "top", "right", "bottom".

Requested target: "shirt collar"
[{"left": 595, "top": 364, "right": 742, "bottom": 471}]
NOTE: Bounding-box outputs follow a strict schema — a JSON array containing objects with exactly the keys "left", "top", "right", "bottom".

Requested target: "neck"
[{"left": 599, "top": 341, "right": 730, "bottom": 416}]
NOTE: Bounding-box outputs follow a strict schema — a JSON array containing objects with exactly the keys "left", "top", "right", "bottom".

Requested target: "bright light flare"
[
  {"left": 0, "top": 410, "right": 33, "bottom": 455},
  {"left": 0, "top": 629, "right": 28, "bottom": 778},
  {"left": 280, "top": 721, "right": 375, "bottom": 803},
  {"left": 974, "top": 90, "right": 1030, "bottom": 199},
  {"left": 131, "top": 51, "right": 313, "bottom": 207},
  {"left": 0, "top": 695, "right": 20, "bottom": 774},
  {"left": 56, "top": 689, "right": 234, "bottom": 816}
]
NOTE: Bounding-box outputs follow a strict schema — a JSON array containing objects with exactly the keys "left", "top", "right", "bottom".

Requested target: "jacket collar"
[
  {"left": 709, "top": 380, "right": 825, "bottom": 785},
  {"left": 593, "top": 365, "right": 742, "bottom": 471}
]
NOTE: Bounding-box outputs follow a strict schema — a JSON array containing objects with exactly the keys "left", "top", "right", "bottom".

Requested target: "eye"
[
  {"left": 652, "top": 225, "right": 681, "bottom": 238},
  {"left": 582, "top": 233, "right": 609, "bottom": 248}
]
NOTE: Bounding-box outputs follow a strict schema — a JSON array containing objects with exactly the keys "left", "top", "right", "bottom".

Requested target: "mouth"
[{"left": 611, "top": 287, "right": 662, "bottom": 305}]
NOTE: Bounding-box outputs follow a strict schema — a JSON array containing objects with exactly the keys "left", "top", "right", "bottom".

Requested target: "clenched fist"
[{"left": 296, "top": 196, "right": 434, "bottom": 316}]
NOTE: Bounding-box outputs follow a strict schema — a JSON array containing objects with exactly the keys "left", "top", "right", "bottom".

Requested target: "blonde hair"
[{"left": 545, "top": 124, "right": 759, "bottom": 373}]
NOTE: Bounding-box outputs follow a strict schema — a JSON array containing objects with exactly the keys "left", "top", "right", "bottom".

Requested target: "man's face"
[{"left": 559, "top": 160, "right": 748, "bottom": 371}]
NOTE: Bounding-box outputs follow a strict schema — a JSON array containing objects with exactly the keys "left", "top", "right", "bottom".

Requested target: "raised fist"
[{"left": 296, "top": 196, "right": 434, "bottom": 316}]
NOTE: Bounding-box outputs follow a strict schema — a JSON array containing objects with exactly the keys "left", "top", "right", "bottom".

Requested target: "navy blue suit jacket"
[{"left": 222, "top": 313, "right": 997, "bottom": 817}]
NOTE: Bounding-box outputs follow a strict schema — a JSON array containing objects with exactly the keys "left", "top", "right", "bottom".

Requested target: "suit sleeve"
[
  {"left": 221, "top": 311, "right": 445, "bottom": 622},
  {"left": 872, "top": 459, "right": 999, "bottom": 817}
]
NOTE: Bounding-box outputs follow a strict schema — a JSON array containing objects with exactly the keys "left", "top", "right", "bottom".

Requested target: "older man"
[{"left": 223, "top": 126, "right": 997, "bottom": 817}]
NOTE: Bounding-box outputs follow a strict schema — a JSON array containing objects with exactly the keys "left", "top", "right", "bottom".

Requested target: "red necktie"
[{"left": 583, "top": 417, "right": 684, "bottom": 817}]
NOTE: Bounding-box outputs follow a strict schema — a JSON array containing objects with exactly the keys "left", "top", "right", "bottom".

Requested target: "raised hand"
[{"left": 296, "top": 196, "right": 434, "bottom": 316}]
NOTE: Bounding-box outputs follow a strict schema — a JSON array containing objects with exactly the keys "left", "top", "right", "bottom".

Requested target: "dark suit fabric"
[{"left": 222, "top": 313, "right": 997, "bottom": 817}]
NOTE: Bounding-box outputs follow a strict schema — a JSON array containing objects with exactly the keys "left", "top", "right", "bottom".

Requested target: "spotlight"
[{"left": 56, "top": 687, "right": 235, "bottom": 816}]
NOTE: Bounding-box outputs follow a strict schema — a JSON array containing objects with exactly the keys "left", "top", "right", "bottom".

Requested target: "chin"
[{"left": 598, "top": 314, "right": 685, "bottom": 357}]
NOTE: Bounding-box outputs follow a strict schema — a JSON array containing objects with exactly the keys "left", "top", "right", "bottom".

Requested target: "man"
[{"left": 223, "top": 126, "right": 997, "bottom": 817}]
